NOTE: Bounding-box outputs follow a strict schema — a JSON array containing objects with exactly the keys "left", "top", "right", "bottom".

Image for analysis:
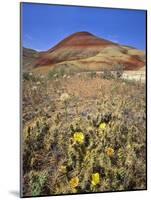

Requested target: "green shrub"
[
  {"left": 102, "top": 69, "right": 113, "bottom": 79},
  {"left": 23, "top": 72, "right": 31, "bottom": 81},
  {"left": 89, "top": 71, "right": 96, "bottom": 79},
  {"left": 30, "top": 171, "right": 48, "bottom": 196},
  {"left": 23, "top": 72, "right": 41, "bottom": 82},
  {"left": 113, "top": 64, "right": 124, "bottom": 78}
]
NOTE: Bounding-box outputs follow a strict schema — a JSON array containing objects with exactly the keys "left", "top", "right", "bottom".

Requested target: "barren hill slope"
[
  {"left": 23, "top": 32, "right": 146, "bottom": 72},
  {"left": 23, "top": 47, "right": 40, "bottom": 71}
]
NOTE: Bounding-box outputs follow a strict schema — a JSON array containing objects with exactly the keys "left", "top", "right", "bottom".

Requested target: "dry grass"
[{"left": 22, "top": 72, "right": 146, "bottom": 196}]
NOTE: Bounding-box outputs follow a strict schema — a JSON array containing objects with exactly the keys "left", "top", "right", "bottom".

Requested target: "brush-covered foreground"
[{"left": 22, "top": 72, "right": 146, "bottom": 196}]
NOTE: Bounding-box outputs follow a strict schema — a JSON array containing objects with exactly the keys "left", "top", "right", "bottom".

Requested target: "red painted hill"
[{"left": 24, "top": 31, "right": 146, "bottom": 71}]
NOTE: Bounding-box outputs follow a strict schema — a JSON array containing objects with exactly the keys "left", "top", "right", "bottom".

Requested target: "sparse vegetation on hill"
[{"left": 23, "top": 48, "right": 40, "bottom": 70}]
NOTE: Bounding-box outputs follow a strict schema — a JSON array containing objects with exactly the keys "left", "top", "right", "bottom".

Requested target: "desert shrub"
[
  {"left": 23, "top": 117, "right": 49, "bottom": 174},
  {"left": 29, "top": 170, "right": 48, "bottom": 196},
  {"left": 23, "top": 72, "right": 31, "bottom": 81},
  {"left": 89, "top": 71, "right": 96, "bottom": 79},
  {"left": 48, "top": 68, "right": 58, "bottom": 79},
  {"left": 113, "top": 64, "right": 124, "bottom": 78},
  {"left": 48, "top": 67, "right": 67, "bottom": 79},
  {"left": 23, "top": 72, "right": 41, "bottom": 82},
  {"left": 48, "top": 65, "right": 76, "bottom": 80},
  {"left": 101, "top": 64, "right": 124, "bottom": 80},
  {"left": 59, "top": 67, "right": 65, "bottom": 76},
  {"left": 22, "top": 75, "right": 146, "bottom": 196},
  {"left": 102, "top": 69, "right": 113, "bottom": 79}
]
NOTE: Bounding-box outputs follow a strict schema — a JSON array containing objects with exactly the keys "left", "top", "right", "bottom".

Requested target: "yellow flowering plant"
[
  {"left": 91, "top": 173, "right": 100, "bottom": 186},
  {"left": 99, "top": 122, "right": 106, "bottom": 131},
  {"left": 106, "top": 147, "right": 115, "bottom": 157},
  {"left": 73, "top": 132, "right": 85, "bottom": 144},
  {"left": 69, "top": 177, "right": 79, "bottom": 188}
]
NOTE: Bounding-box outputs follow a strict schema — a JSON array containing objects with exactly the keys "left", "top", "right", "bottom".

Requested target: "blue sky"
[{"left": 22, "top": 3, "right": 146, "bottom": 51}]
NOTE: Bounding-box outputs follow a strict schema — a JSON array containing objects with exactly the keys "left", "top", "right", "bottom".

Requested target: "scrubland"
[{"left": 22, "top": 71, "right": 146, "bottom": 196}]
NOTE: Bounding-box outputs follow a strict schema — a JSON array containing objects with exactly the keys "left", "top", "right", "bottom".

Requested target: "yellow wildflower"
[
  {"left": 69, "top": 177, "right": 79, "bottom": 188},
  {"left": 99, "top": 122, "right": 106, "bottom": 131},
  {"left": 91, "top": 173, "right": 100, "bottom": 186},
  {"left": 106, "top": 147, "right": 115, "bottom": 157},
  {"left": 73, "top": 132, "right": 85, "bottom": 144}
]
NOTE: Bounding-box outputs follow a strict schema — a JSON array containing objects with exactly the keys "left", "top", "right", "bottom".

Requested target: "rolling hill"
[{"left": 23, "top": 31, "right": 146, "bottom": 73}]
